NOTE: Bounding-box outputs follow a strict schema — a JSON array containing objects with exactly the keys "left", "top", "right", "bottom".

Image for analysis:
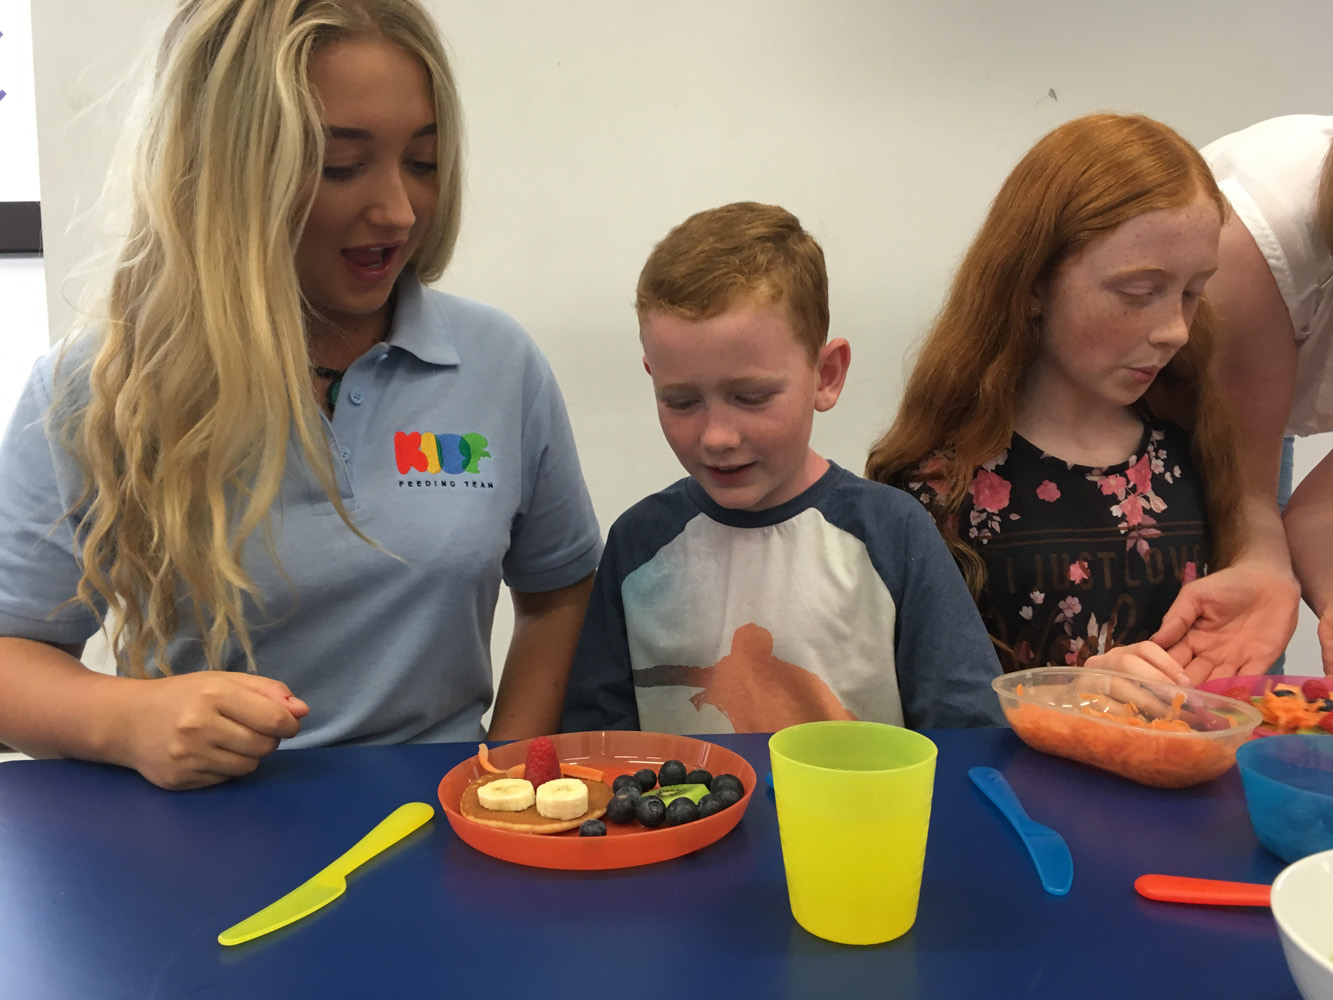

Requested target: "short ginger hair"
[{"left": 636, "top": 202, "right": 829, "bottom": 361}]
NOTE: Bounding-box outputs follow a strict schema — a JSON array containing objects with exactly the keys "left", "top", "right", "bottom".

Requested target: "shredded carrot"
[
  {"left": 1006, "top": 693, "right": 1246, "bottom": 788},
  {"left": 1069, "top": 690, "right": 1193, "bottom": 730},
  {"left": 501, "top": 761, "right": 604, "bottom": 780},
  {"left": 1258, "top": 685, "right": 1325, "bottom": 732},
  {"left": 560, "top": 762, "right": 605, "bottom": 782},
  {"left": 477, "top": 742, "right": 605, "bottom": 782}
]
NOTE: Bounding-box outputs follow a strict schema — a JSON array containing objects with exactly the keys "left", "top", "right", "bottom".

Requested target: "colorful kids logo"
[{"left": 395, "top": 431, "right": 491, "bottom": 475}]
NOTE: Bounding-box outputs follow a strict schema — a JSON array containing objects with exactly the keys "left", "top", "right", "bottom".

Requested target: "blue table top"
[{"left": 0, "top": 728, "right": 1296, "bottom": 1000}]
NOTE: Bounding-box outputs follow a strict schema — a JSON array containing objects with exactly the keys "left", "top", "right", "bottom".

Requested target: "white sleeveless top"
[{"left": 1202, "top": 115, "right": 1333, "bottom": 436}]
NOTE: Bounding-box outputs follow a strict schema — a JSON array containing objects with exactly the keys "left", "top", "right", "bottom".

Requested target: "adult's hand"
[
  {"left": 109, "top": 671, "right": 308, "bottom": 790},
  {"left": 1316, "top": 610, "right": 1333, "bottom": 677},
  {"left": 1151, "top": 563, "right": 1300, "bottom": 684}
]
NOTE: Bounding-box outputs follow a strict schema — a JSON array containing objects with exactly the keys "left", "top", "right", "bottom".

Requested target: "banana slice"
[
  {"left": 535, "top": 777, "right": 588, "bottom": 821},
  {"left": 477, "top": 778, "right": 536, "bottom": 812}
]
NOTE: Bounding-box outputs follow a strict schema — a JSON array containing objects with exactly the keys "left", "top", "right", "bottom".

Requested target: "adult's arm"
[
  {"left": 1152, "top": 213, "right": 1301, "bottom": 680},
  {"left": 487, "top": 573, "right": 595, "bottom": 740},
  {"left": 0, "top": 637, "right": 307, "bottom": 789},
  {"left": 1283, "top": 453, "right": 1333, "bottom": 673}
]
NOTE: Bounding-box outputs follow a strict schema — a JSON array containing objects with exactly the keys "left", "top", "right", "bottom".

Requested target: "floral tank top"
[{"left": 906, "top": 421, "right": 1210, "bottom": 670}]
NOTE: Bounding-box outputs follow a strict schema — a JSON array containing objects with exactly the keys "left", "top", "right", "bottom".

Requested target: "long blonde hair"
[
  {"left": 57, "top": 0, "right": 464, "bottom": 677},
  {"left": 866, "top": 113, "right": 1244, "bottom": 594}
]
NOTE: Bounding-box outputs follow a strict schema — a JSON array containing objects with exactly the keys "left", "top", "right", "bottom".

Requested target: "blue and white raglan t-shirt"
[
  {"left": 0, "top": 275, "right": 602, "bottom": 747},
  {"left": 561, "top": 463, "right": 1005, "bottom": 734}
]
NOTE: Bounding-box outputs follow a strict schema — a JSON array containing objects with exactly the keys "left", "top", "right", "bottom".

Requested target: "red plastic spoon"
[{"left": 1134, "top": 874, "right": 1270, "bottom": 907}]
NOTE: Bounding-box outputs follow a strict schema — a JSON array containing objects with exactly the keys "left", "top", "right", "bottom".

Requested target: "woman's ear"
[{"left": 814, "top": 338, "right": 851, "bottom": 413}]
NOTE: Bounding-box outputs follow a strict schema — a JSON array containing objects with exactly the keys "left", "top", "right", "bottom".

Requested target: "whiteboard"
[{"left": 28, "top": 0, "right": 1333, "bottom": 678}]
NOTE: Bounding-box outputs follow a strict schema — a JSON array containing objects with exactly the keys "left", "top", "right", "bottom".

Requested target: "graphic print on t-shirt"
[
  {"left": 622, "top": 505, "right": 904, "bottom": 733},
  {"left": 394, "top": 430, "right": 491, "bottom": 474},
  {"left": 908, "top": 423, "right": 1209, "bottom": 669},
  {"left": 635, "top": 623, "right": 859, "bottom": 732}
]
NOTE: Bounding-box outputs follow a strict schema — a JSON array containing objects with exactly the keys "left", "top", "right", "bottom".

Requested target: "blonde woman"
[{"left": 0, "top": 0, "right": 601, "bottom": 789}]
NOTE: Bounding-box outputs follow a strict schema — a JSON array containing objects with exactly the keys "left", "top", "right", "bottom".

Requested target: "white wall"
[
  {"left": 25, "top": 1, "right": 1333, "bottom": 682},
  {"left": 0, "top": 0, "right": 48, "bottom": 442}
]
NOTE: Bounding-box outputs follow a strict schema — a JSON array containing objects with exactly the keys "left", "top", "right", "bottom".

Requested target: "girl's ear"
[
  {"left": 1029, "top": 277, "right": 1047, "bottom": 319},
  {"left": 814, "top": 338, "right": 851, "bottom": 413}
]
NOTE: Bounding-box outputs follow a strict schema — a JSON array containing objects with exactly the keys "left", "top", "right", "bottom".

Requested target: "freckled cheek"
[{"left": 655, "top": 411, "right": 696, "bottom": 451}]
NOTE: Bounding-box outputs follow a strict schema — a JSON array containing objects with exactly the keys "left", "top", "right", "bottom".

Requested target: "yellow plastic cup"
[{"left": 769, "top": 721, "right": 937, "bottom": 945}]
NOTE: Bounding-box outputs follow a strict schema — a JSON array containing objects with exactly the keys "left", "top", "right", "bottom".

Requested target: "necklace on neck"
[
  {"left": 309, "top": 293, "right": 397, "bottom": 414},
  {"left": 313, "top": 365, "right": 345, "bottom": 412}
]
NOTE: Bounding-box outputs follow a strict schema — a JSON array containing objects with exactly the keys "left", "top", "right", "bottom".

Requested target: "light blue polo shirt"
[{"left": 0, "top": 276, "right": 602, "bottom": 746}]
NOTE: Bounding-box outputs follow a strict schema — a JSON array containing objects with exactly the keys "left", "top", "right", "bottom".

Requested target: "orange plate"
[
  {"left": 1198, "top": 675, "right": 1326, "bottom": 737},
  {"left": 437, "top": 731, "right": 757, "bottom": 870}
]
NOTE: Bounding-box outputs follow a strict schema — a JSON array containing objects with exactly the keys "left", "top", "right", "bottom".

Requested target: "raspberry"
[
  {"left": 1302, "top": 679, "right": 1330, "bottom": 702},
  {"left": 524, "top": 736, "right": 562, "bottom": 789},
  {"left": 1320, "top": 713, "right": 1333, "bottom": 735},
  {"left": 1224, "top": 686, "right": 1250, "bottom": 702}
]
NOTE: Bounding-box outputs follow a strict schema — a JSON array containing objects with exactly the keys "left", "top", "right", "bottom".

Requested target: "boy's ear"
[
  {"left": 814, "top": 338, "right": 851, "bottom": 413},
  {"left": 642, "top": 356, "right": 652, "bottom": 376}
]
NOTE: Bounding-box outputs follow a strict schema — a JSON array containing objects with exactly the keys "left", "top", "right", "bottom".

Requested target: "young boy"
[{"left": 560, "top": 203, "right": 1004, "bottom": 734}]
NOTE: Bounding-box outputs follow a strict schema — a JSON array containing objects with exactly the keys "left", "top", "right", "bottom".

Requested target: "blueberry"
[
  {"left": 697, "top": 794, "right": 723, "bottom": 819},
  {"left": 612, "top": 773, "right": 641, "bottom": 795},
  {"left": 605, "top": 795, "right": 637, "bottom": 825},
  {"left": 685, "top": 768, "right": 713, "bottom": 789},
  {"left": 664, "top": 796, "right": 699, "bottom": 826},
  {"left": 615, "top": 784, "right": 642, "bottom": 801},
  {"left": 714, "top": 787, "right": 742, "bottom": 809},
  {"left": 579, "top": 819, "right": 607, "bottom": 837},
  {"left": 636, "top": 795, "right": 666, "bottom": 828},
  {"left": 1273, "top": 688, "right": 1296, "bottom": 698},
  {"left": 634, "top": 768, "right": 658, "bottom": 792},
  {"left": 712, "top": 773, "right": 744, "bottom": 797},
  {"left": 658, "top": 759, "right": 688, "bottom": 787}
]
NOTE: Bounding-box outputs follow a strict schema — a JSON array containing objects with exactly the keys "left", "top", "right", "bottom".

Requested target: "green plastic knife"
[{"left": 218, "top": 801, "right": 434, "bottom": 946}]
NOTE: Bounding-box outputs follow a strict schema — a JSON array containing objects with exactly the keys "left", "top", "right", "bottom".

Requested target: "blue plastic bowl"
[{"left": 1236, "top": 735, "right": 1333, "bottom": 863}]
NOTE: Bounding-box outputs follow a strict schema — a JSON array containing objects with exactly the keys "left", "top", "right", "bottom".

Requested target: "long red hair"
[{"left": 866, "top": 112, "right": 1244, "bottom": 594}]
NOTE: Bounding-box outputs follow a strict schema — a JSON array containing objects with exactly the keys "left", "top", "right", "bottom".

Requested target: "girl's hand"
[
  {"left": 110, "top": 672, "right": 307, "bottom": 790},
  {"left": 1085, "top": 642, "right": 1191, "bottom": 688}
]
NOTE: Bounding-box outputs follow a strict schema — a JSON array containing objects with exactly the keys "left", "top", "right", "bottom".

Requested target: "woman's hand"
[
  {"left": 110, "top": 672, "right": 308, "bottom": 790},
  {"left": 1152, "top": 563, "right": 1300, "bottom": 684},
  {"left": 1084, "top": 641, "right": 1191, "bottom": 687},
  {"left": 1316, "top": 609, "right": 1333, "bottom": 677}
]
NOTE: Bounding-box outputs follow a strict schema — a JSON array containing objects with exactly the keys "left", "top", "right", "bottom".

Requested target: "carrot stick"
[{"left": 561, "top": 762, "right": 605, "bottom": 782}]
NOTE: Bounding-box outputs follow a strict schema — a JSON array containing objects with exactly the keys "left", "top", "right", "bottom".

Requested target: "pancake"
[{"left": 459, "top": 773, "right": 613, "bottom": 834}]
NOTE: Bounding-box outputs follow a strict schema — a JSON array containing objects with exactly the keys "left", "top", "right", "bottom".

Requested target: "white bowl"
[{"left": 1272, "top": 848, "right": 1333, "bottom": 1000}]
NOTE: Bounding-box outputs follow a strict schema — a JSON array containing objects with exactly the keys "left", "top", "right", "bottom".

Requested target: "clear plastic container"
[{"left": 993, "top": 667, "right": 1261, "bottom": 788}]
